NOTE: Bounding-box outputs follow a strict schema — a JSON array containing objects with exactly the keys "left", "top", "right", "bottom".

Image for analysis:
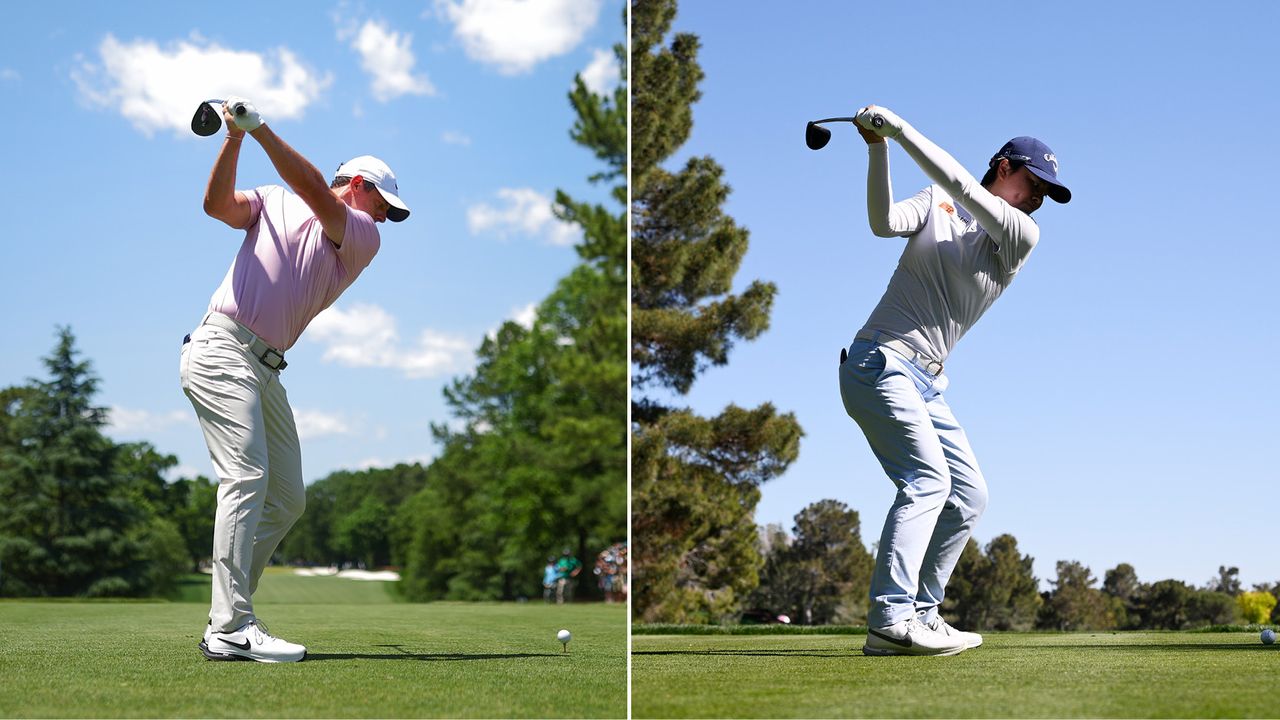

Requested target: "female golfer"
[{"left": 840, "top": 105, "right": 1070, "bottom": 656}]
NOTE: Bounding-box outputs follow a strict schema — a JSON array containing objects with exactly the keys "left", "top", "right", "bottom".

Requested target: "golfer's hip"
[{"left": 184, "top": 312, "right": 288, "bottom": 373}]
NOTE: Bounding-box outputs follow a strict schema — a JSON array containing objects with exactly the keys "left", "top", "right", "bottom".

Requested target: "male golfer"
[
  {"left": 181, "top": 97, "right": 410, "bottom": 662},
  {"left": 839, "top": 105, "right": 1069, "bottom": 656}
]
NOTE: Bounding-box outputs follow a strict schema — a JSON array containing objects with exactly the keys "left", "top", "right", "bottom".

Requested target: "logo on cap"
[{"left": 1043, "top": 153, "right": 1058, "bottom": 173}]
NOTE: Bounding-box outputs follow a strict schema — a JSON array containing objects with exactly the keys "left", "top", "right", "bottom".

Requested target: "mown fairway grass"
[
  {"left": 0, "top": 569, "right": 626, "bottom": 718},
  {"left": 632, "top": 630, "right": 1278, "bottom": 718}
]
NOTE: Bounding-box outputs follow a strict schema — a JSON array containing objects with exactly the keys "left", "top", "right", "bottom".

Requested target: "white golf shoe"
[
  {"left": 862, "top": 616, "right": 967, "bottom": 656},
  {"left": 199, "top": 620, "right": 307, "bottom": 663},
  {"left": 923, "top": 615, "right": 983, "bottom": 649}
]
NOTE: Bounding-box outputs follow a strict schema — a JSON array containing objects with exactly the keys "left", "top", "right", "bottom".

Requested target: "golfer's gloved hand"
[
  {"left": 856, "top": 105, "right": 904, "bottom": 139},
  {"left": 223, "top": 96, "right": 263, "bottom": 132}
]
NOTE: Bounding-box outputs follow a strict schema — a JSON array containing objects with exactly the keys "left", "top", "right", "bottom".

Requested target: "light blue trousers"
[{"left": 839, "top": 339, "right": 988, "bottom": 628}]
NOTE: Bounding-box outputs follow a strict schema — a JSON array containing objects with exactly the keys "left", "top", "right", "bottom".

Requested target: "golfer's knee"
[{"left": 956, "top": 475, "right": 988, "bottom": 523}]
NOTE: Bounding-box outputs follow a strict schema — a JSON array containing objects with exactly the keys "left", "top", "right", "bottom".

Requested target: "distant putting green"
[
  {"left": 632, "top": 631, "right": 1278, "bottom": 718},
  {"left": 0, "top": 569, "right": 625, "bottom": 718}
]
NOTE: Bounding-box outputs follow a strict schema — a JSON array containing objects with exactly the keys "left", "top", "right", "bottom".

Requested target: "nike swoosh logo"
[
  {"left": 219, "top": 638, "right": 251, "bottom": 651},
  {"left": 868, "top": 628, "right": 913, "bottom": 648}
]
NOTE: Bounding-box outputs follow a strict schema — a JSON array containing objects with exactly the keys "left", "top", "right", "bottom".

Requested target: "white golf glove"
[
  {"left": 223, "top": 96, "right": 263, "bottom": 132},
  {"left": 856, "top": 105, "right": 904, "bottom": 139}
]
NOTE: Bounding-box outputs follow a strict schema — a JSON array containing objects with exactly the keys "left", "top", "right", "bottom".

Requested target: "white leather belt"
[
  {"left": 200, "top": 312, "right": 288, "bottom": 371},
  {"left": 855, "top": 330, "right": 943, "bottom": 376}
]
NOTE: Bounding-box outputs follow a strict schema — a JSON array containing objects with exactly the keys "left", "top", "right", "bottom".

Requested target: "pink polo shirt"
[{"left": 207, "top": 185, "right": 380, "bottom": 351}]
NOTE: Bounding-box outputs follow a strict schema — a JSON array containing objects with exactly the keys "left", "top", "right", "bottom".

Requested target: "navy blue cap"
[{"left": 990, "top": 137, "right": 1071, "bottom": 204}]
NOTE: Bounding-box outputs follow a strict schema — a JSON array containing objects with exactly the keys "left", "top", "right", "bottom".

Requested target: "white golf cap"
[{"left": 334, "top": 155, "right": 410, "bottom": 222}]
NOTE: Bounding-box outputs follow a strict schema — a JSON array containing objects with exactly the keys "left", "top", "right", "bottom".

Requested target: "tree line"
[
  {"left": 0, "top": 17, "right": 626, "bottom": 602},
  {"left": 661, "top": 496, "right": 1280, "bottom": 631}
]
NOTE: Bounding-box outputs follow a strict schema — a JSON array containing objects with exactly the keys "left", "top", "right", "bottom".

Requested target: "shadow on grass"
[
  {"left": 633, "top": 649, "right": 854, "bottom": 658},
  {"left": 305, "top": 644, "right": 562, "bottom": 661},
  {"left": 635, "top": 643, "right": 1271, "bottom": 658}
]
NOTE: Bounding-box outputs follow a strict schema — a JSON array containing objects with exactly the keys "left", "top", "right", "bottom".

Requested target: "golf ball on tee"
[
  {"left": 557, "top": 629, "right": 571, "bottom": 643},
  {"left": 1262, "top": 629, "right": 1276, "bottom": 645}
]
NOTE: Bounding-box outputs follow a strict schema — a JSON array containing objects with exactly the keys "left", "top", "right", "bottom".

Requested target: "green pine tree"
[
  {"left": 631, "top": 0, "right": 802, "bottom": 623},
  {"left": 0, "top": 327, "right": 161, "bottom": 596}
]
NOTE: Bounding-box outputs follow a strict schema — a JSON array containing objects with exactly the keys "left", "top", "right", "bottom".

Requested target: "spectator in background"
[
  {"left": 542, "top": 556, "right": 558, "bottom": 603},
  {"left": 615, "top": 543, "right": 628, "bottom": 602},
  {"left": 555, "top": 548, "right": 582, "bottom": 604},
  {"left": 594, "top": 547, "right": 616, "bottom": 602},
  {"left": 594, "top": 542, "right": 627, "bottom": 603}
]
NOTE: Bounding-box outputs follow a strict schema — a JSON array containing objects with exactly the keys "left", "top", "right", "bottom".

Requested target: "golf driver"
[
  {"left": 191, "top": 99, "right": 247, "bottom": 137},
  {"left": 805, "top": 113, "right": 883, "bottom": 150}
]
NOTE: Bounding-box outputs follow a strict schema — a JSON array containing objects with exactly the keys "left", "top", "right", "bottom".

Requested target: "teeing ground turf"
[{"left": 631, "top": 629, "right": 1277, "bottom": 718}]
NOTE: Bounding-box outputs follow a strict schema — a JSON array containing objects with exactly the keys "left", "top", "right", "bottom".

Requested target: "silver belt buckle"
[{"left": 259, "top": 347, "right": 287, "bottom": 371}]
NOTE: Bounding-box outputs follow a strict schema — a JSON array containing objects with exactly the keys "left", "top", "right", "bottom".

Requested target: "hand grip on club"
[{"left": 202, "top": 99, "right": 247, "bottom": 116}]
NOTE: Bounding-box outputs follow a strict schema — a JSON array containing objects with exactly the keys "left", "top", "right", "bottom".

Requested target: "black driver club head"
[
  {"left": 805, "top": 115, "right": 877, "bottom": 151},
  {"left": 805, "top": 121, "right": 832, "bottom": 150},
  {"left": 191, "top": 101, "right": 222, "bottom": 136}
]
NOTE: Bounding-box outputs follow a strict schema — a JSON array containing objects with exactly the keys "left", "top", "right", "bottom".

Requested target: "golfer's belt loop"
[
  {"left": 203, "top": 312, "right": 288, "bottom": 371},
  {"left": 855, "top": 330, "right": 943, "bottom": 376}
]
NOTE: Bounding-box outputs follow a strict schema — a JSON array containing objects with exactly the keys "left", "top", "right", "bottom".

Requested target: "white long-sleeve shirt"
[{"left": 858, "top": 125, "right": 1039, "bottom": 365}]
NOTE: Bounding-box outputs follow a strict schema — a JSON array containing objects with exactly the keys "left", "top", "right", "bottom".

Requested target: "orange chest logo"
[{"left": 938, "top": 202, "right": 955, "bottom": 215}]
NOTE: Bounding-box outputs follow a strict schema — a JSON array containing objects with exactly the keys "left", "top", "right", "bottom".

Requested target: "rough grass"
[
  {"left": 631, "top": 630, "right": 1280, "bottom": 718},
  {"left": 0, "top": 569, "right": 625, "bottom": 718}
]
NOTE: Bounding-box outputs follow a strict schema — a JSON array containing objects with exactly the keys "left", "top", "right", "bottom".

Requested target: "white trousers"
[
  {"left": 180, "top": 321, "right": 305, "bottom": 632},
  {"left": 839, "top": 339, "right": 988, "bottom": 628}
]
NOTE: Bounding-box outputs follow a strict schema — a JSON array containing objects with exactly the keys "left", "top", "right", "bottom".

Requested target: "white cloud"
[
  {"left": 579, "top": 47, "right": 617, "bottom": 95},
  {"left": 436, "top": 0, "right": 603, "bottom": 75},
  {"left": 442, "top": 130, "right": 472, "bottom": 146},
  {"left": 293, "top": 409, "right": 353, "bottom": 440},
  {"left": 467, "top": 188, "right": 580, "bottom": 246},
  {"left": 165, "top": 464, "right": 204, "bottom": 481},
  {"left": 107, "top": 406, "right": 192, "bottom": 435},
  {"left": 71, "top": 33, "right": 331, "bottom": 138},
  {"left": 511, "top": 302, "right": 538, "bottom": 328},
  {"left": 306, "top": 303, "right": 474, "bottom": 379},
  {"left": 488, "top": 302, "right": 539, "bottom": 341},
  {"left": 351, "top": 19, "right": 436, "bottom": 102},
  {"left": 0, "top": 68, "right": 19, "bottom": 82},
  {"left": 352, "top": 452, "right": 436, "bottom": 471}
]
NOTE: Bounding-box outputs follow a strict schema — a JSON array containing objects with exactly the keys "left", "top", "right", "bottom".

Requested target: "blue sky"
[
  {"left": 664, "top": 1, "right": 1279, "bottom": 590},
  {"left": 0, "top": 1, "right": 622, "bottom": 481}
]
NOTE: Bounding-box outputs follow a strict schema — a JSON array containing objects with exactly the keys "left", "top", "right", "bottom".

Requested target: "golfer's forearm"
[
  {"left": 866, "top": 143, "right": 894, "bottom": 235},
  {"left": 249, "top": 125, "right": 332, "bottom": 207},
  {"left": 866, "top": 144, "right": 928, "bottom": 237},
  {"left": 203, "top": 136, "right": 249, "bottom": 226}
]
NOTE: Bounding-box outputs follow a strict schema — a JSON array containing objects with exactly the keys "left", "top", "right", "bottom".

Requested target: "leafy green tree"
[
  {"left": 1141, "top": 579, "right": 1192, "bottom": 630},
  {"left": 630, "top": 0, "right": 802, "bottom": 623},
  {"left": 0, "top": 328, "right": 176, "bottom": 597},
  {"left": 167, "top": 475, "right": 218, "bottom": 571},
  {"left": 751, "top": 503, "right": 874, "bottom": 626},
  {"left": 1207, "top": 565, "right": 1242, "bottom": 596},
  {"left": 748, "top": 523, "right": 800, "bottom": 618},
  {"left": 394, "top": 16, "right": 626, "bottom": 602},
  {"left": 943, "top": 535, "right": 1041, "bottom": 631},
  {"left": 333, "top": 496, "right": 389, "bottom": 569},
  {"left": 976, "top": 535, "right": 1042, "bottom": 630},
  {"left": 1185, "top": 589, "right": 1240, "bottom": 627},
  {"left": 281, "top": 463, "right": 429, "bottom": 567},
  {"left": 1038, "top": 561, "right": 1116, "bottom": 631},
  {"left": 1102, "top": 562, "right": 1145, "bottom": 630},
  {"left": 939, "top": 538, "right": 984, "bottom": 627},
  {"left": 1252, "top": 582, "right": 1280, "bottom": 623},
  {"left": 1236, "top": 591, "right": 1276, "bottom": 625}
]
